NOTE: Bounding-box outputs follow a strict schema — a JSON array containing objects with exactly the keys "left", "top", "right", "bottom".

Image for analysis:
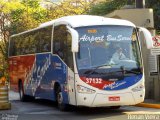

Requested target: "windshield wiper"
[
  {"left": 119, "top": 66, "right": 141, "bottom": 75},
  {"left": 93, "top": 63, "right": 117, "bottom": 69},
  {"left": 85, "top": 64, "right": 115, "bottom": 77},
  {"left": 125, "top": 70, "right": 141, "bottom": 75}
]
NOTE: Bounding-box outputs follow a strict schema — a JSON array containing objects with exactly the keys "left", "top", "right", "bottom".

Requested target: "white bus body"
[{"left": 9, "top": 15, "right": 153, "bottom": 110}]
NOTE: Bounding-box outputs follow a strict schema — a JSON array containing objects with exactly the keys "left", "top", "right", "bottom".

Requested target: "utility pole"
[
  {"left": 135, "top": 0, "right": 145, "bottom": 8},
  {"left": 127, "top": 0, "right": 132, "bottom": 5}
]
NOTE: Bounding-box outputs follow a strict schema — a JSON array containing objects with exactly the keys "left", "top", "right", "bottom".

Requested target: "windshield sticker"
[
  {"left": 79, "top": 34, "right": 131, "bottom": 43},
  {"left": 88, "top": 29, "right": 97, "bottom": 33},
  {"left": 79, "top": 34, "right": 105, "bottom": 43},
  {"left": 107, "top": 35, "right": 131, "bottom": 41}
]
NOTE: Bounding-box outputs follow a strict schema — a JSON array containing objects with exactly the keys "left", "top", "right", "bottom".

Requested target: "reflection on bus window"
[
  {"left": 9, "top": 26, "right": 52, "bottom": 56},
  {"left": 53, "top": 25, "right": 73, "bottom": 70},
  {"left": 75, "top": 25, "right": 141, "bottom": 70}
]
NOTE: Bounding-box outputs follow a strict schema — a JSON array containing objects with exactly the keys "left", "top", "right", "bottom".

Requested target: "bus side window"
[
  {"left": 53, "top": 25, "right": 66, "bottom": 60},
  {"left": 53, "top": 25, "right": 74, "bottom": 71},
  {"left": 15, "top": 35, "right": 22, "bottom": 55},
  {"left": 39, "top": 26, "right": 52, "bottom": 53},
  {"left": 9, "top": 37, "right": 16, "bottom": 56},
  {"left": 66, "top": 32, "right": 74, "bottom": 70}
]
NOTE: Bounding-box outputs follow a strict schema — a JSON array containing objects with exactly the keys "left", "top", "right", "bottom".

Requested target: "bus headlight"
[
  {"left": 132, "top": 84, "right": 144, "bottom": 92},
  {"left": 77, "top": 85, "right": 96, "bottom": 94}
]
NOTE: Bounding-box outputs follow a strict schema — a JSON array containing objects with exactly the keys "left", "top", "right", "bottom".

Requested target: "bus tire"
[
  {"left": 18, "top": 81, "right": 34, "bottom": 102},
  {"left": 19, "top": 81, "right": 26, "bottom": 101},
  {"left": 109, "top": 106, "right": 121, "bottom": 109},
  {"left": 56, "top": 86, "right": 68, "bottom": 111}
]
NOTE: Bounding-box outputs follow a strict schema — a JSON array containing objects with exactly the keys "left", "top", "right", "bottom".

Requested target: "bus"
[{"left": 8, "top": 15, "right": 153, "bottom": 111}]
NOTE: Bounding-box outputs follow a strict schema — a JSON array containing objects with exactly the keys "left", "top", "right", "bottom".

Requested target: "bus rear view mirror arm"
[
  {"left": 67, "top": 26, "right": 79, "bottom": 52},
  {"left": 138, "top": 27, "right": 154, "bottom": 49}
]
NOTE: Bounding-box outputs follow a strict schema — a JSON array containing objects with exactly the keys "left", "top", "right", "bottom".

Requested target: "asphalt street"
[{"left": 0, "top": 91, "right": 160, "bottom": 120}]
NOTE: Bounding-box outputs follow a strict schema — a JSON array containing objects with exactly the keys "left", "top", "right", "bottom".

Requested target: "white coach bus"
[{"left": 9, "top": 15, "right": 153, "bottom": 111}]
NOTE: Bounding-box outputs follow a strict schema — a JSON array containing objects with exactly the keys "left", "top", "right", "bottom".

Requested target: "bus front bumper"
[{"left": 76, "top": 91, "right": 144, "bottom": 107}]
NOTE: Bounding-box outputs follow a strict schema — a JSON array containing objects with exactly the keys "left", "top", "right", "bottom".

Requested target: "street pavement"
[{"left": 0, "top": 91, "right": 159, "bottom": 120}]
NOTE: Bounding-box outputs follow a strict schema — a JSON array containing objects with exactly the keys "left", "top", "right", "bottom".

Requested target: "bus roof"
[
  {"left": 39, "top": 15, "right": 136, "bottom": 28},
  {"left": 11, "top": 15, "right": 135, "bottom": 37}
]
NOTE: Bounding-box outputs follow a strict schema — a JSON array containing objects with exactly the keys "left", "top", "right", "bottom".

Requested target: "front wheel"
[
  {"left": 109, "top": 106, "right": 121, "bottom": 109},
  {"left": 56, "top": 86, "right": 68, "bottom": 111}
]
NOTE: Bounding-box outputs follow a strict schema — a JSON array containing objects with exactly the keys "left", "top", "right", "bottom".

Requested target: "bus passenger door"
[
  {"left": 67, "top": 67, "right": 76, "bottom": 105},
  {"left": 66, "top": 30, "right": 76, "bottom": 105},
  {"left": 53, "top": 25, "right": 76, "bottom": 105}
]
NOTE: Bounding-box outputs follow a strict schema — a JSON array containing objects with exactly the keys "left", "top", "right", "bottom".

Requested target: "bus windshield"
[{"left": 75, "top": 25, "right": 142, "bottom": 77}]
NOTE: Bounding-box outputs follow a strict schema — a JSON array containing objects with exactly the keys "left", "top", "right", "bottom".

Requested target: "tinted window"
[
  {"left": 53, "top": 25, "right": 73, "bottom": 70},
  {"left": 38, "top": 26, "right": 52, "bottom": 53},
  {"left": 53, "top": 25, "right": 67, "bottom": 59},
  {"left": 67, "top": 33, "right": 74, "bottom": 70},
  {"left": 9, "top": 26, "right": 52, "bottom": 56},
  {"left": 9, "top": 37, "right": 17, "bottom": 56}
]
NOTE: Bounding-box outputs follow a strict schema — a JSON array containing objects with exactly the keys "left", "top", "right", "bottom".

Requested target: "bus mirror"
[
  {"left": 67, "top": 26, "right": 79, "bottom": 52},
  {"left": 139, "top": 27, "right": 154, "bottom": 49}
]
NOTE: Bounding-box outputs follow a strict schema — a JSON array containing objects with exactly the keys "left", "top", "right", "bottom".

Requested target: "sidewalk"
[
  {"left": 0, "top": 91, "right": 19, "bottom": 110},
  {"left": 135, "top": 99, "right": 160, "bottom": 109},
  {"left": 0, "top": 89, "right": 12, "bottom": 110},
  {"left": 9, "top": 91, "right": 19, "bottom": 101}
]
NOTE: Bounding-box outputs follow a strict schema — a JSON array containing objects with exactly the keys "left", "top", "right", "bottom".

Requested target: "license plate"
[{"left": 109, "top": 96, "right": 120, "bottom": 101}]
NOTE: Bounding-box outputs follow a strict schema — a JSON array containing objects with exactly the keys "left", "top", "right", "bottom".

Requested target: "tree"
[
  {"left": 11, "top": 0, "right": 48, "bottom": 34},
  {"left": 88, "top": 0, "right": 128, "bottom": 15},
  {"left": 0, "top": 0, "right": 21, "bottom": 79},
  {"left": 0, "top": 0, "right": 94, "bottom": 79},
  {"left": 146, "top": 0, "right": 160, "bottom": 34},
  {"left": 0, "top": 0, "right": 48, "bottom": 79},
  {"left": 88, "top": 0, "right": 160, "bottom": 34},
  {"left": 44, "top": 0, "right": 94, "bottom": 20}
]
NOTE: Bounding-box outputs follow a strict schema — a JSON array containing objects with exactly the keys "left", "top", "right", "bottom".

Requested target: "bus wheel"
[
  {"left": 56, "top": 86, "right": 68, "bottom": 111},
  {"left": 18, "top": 82, "right": 33, "bottom": 101},
  {"left": 19, "top": 82, "right": 26, "bottom": 101},
  {"left": 109, "top": 106, "right": 121, "bottom": 109}
]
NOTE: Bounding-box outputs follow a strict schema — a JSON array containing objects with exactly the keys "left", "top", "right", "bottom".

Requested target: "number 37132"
[{"left": 86, "top": 78, "right": 102, "bottom": 84}]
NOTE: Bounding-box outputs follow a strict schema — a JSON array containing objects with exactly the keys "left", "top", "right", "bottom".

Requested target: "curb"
[
  {"left": 135, "top": 103, "right": 160, "bottom": 109},
  {"left": 0, "top": 102, "right": 11, "bottom": 110}
]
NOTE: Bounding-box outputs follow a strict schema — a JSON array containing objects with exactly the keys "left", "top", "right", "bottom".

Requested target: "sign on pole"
[{"left": 152, "top": 36, "right": 160, "bottom": 47}]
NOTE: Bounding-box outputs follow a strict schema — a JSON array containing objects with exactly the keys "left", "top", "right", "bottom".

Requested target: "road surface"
[{"left": 0, "top": 91, "right": 159, "bottom": 120}]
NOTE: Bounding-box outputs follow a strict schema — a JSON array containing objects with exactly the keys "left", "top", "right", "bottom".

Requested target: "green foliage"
[
  {"left": 45, "top": 0, "right": 91, "bottom": 20},
  {"left": 9, "top": 0, "right": 91, "bottom": 34},
  {"left": 10, "top": 0, "right": 48, "bottom": 34},
  {"left": 146, "top": 0, "right": 160, "bottom": 33},
  {"left": 0, "top": 0, "right": 49, "bottom": 79},
  {"left": 21, "top": 0, "right": 41, "bottom": 8},
  {"left": 0, "top": 0, "right": 92, "bottom": 79},
  {"left": 89, "top": 0, "right": 160, "bottom": 32},
  {"left": 88, "top": 0, "right": 128, "bottom": 15}
]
